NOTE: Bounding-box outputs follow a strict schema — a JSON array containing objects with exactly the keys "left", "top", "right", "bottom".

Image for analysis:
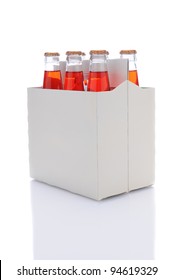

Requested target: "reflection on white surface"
[{"left": 30, "top": 180, "right": 155, "bottom": 260}]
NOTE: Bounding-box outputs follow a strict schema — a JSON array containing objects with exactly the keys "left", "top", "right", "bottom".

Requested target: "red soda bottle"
[
  {"left": 64, "top": 51, "right": 85, "bottom": 91},
  {"left": 43, "top": 52, "right": 63, "bottom": 89},
  {"left": 120, "top": 50, "right": 139, "bottom": 86},
  {"left": 87, "top": 50, "right": 110, "bottom": 92}
]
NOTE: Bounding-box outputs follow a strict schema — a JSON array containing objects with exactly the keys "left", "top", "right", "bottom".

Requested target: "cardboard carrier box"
[{"left": 27, "top": 59, "right": 155, "bottom": 200}]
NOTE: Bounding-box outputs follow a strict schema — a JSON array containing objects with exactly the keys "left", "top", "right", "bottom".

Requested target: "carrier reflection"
[{"left": 30, "top": 180, "right": 155, "bottom": 260}]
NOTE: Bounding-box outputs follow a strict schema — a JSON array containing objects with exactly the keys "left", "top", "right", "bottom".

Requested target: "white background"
[{"left": 0, "top": 0, "right": 173, "bottom": 278}]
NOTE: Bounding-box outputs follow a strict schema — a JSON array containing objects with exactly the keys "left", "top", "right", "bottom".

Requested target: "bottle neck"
[
  {"left": 89, "top": 54, "right": 108, "bottom": 72},
  {"left": 66, "top": 54, "right": 83, "bottom": 72},
  {"left": 44, "top": 56, "right": 60, "bottom": 71},
  {"left": 120, "top": 53, "right": 137, "bottom": 71}
]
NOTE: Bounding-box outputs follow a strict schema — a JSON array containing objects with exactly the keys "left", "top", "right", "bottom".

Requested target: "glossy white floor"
[{"left": 31, "top": 182, "right": 155, "bottom": 260}]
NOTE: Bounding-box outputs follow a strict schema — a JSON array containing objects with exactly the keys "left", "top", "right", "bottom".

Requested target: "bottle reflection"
[{"left": 30, "top": 180, "right": 155, "bottom": 260}]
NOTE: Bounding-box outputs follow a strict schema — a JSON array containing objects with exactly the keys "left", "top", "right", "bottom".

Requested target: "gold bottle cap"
[
  {"left": 44, "top": 52, "right": 60, "bottom": 56},
  {"left": 89, "top": 50, "right": 109, "bottom": 55},
  {"left": 120, "top": 50, "right": 137, "bottom": 54},
  {"left": 66, "top": 51, "right": 85, "bottom": 56}
]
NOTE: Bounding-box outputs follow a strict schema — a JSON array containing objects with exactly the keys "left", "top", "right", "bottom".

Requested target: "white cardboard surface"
[
  {"left": 27, "top": 59, "right": 155, "bottom": 200},
  {"left": 128, "top": 82, "right": 155, "bottom": 190},
  {"left": 97, "top": 82, "right": 128, "bottom": 199}
]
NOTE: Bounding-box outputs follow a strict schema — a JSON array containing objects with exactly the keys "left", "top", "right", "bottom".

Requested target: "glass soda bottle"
[
  {"left": 120, "top": 50, "right": 139, "bottom": 86},
  {"left": 43, "top": 52, "right": 63, "bottom": 89},
  {"left": 64, "top": 51, "right": 85, "bottom": 91},
  {"left": 87, "top": 50, "right": 110, "bottom": 91}
]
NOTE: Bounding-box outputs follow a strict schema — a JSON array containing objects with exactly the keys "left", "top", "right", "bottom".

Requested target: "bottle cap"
[
  {"left": 120, "top": 50, "right": 137, "bottom": 54},
  {"left": 44, "top": 52, "right": 60, "bottom": 56},
  {"left": 89, "top": 50, "right": 109, "bottom": 55},
  {"left": 66, "top": 51, "right": 85, "bottom": 56}
]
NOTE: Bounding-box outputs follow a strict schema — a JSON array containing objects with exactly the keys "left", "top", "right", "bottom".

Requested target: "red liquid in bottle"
[
  {"left": 129, "top": 70, "right": 139, "bottom": 86},
  {"left": 43, "top": 70, "right": 62, "bottom": 89},
  {"left": 87, "top": 71, "right": 110, "bottom": 91},
  {"left": 64, "top": 71, "right": 84, "bottom": 91}
]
